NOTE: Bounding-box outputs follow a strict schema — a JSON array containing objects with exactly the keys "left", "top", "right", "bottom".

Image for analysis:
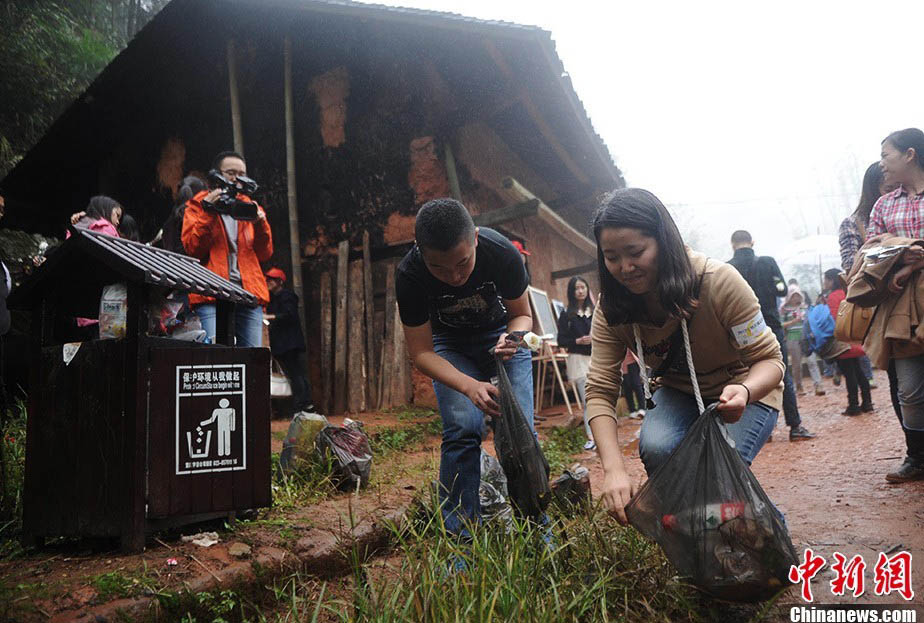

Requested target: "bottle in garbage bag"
[{"left": 662, "top": 501, "right": 746, "bottom": 532}]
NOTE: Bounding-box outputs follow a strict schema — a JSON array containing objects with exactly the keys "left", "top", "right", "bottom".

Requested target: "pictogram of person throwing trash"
[{"left": 199, "top": 398, "right": 236, "bottom": 456}]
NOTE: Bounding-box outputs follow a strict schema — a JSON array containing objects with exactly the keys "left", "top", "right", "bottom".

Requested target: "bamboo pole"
[
  {"left": 227, "top": 39, "right": 244, "bottom": 155},
  {"left": 283, "top": 36, "right": 306, "bottom": 341}
]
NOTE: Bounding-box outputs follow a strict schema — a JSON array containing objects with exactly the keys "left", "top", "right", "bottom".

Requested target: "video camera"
[{"left": 203, "top": 169, "right": 260, "bottom": 221}]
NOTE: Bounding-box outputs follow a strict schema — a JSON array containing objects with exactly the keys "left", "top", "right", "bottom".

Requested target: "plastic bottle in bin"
[{"left": 662, "top": 501, "right": 747, "bottom": 532}]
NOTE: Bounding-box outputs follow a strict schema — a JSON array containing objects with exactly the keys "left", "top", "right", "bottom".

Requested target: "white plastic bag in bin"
[{"left": 99, "top": 283, "right": 128, "bottom": 339}]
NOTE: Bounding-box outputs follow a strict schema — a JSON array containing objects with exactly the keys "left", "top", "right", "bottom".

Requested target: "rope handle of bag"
[{"left": 633, "top": 319, "right": 736, "bottom": 447}]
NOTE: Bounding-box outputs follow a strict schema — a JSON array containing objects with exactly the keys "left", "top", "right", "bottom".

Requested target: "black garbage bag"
[
  {"left": 625, "top": 403, "right": 797, "bottom": 602},
  {"left": 316, "top": 421, "right": 373, "bottom": 491},
  {"left": 492, "top": 353, "right": 551, "bottom": 518}
]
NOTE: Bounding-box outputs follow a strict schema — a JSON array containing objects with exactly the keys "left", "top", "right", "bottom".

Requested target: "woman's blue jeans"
[
  {"left": 432, "top": 328, "right": 534, "bottom": 535},
  {"left": 639, "top": 386, "right": 778, "bottom": 476},
  {"left": 194, "top": 303, "right": 263, "bottom": 347}
]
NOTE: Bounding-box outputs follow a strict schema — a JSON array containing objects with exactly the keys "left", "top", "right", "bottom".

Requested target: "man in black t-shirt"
[
  {"left": 396, "top": 198, "right": 534, "bottom": 536},
  {"left": 728, "top": 230, "right": 816, "bottom": 441}
]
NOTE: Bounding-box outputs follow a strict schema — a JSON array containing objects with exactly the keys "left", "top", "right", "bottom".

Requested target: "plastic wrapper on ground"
[
  {"left": 480, "top": 450, "right": 513, "bottom": 530},
  {"left": 279, "top": 411, "right": 330, "bottom": 474},
  {"left": 625, "top": 404, "right": 798, "bottom": 603},
  {"left": 316, "top": 420, "right": 373, "bottom": 491}
]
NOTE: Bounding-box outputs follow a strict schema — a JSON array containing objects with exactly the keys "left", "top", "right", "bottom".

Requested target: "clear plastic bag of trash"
[
  {"left": 492, "top": 353, "right": 551, "bottom": 518},
  {"left": 480, "top": 450, "right": 513, "bottom": 530},
  {"left": 625, "top": 403, "right": 798, "bottom": 602},
  {"left": 316, "top": 419, "right": 373, "bottom": 491},
  {"left": 279, "top": 411, "right": 330, "bottom": 474}
]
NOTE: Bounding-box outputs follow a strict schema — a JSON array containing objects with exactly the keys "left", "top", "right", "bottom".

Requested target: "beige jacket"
[
  {"left": 585, "top": 251, "right": 784, "bottom": 423},
  {"left": 848, "top": 235, "right": 924, "bottom": 368}
]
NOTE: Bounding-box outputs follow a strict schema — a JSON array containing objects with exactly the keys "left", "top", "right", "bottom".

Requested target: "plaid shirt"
[
  {"left": 838, "top": 215, "right": 864, "bottom": 271},
  {"left": 868, "top": 185, "right": 924, "bottom": 238}
]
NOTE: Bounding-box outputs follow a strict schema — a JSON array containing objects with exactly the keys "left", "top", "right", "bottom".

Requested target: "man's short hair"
[
  {"left": 213, "top": 150, "right": 246, "bottom": 170},
  {"left": 415, "top": 198, "right": 475, "bottom": 251},
  {"left": 730, "top": 230, "right": 753, "bottom": 245}
]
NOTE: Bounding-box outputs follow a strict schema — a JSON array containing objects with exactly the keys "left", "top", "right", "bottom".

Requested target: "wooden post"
[
  {"left": 283, "top": 36, "right": 306, "bottom": 342},
  {"left": 227, "top": 39, "right": 244, "bottom": 156},
  {"left": 380, "top": 262, "right": 397, "bottom": 407},
  {"left": 500, "top": 177, "right": 596, "bottom": 257},
  {"left": 444, "top": 141, "right": 462, "bottom": 201},
  {"left": 319, "top": 271, "right": 333, "bottom": 414},
  {"left": 334, "top": 241, "right": 349, "bottom": 414},
  {"left": 347, "top": 260, "right": 367, "bottom": 412},
  {"left": 362, "top": 232, "right": 377, "bottom": 407}
]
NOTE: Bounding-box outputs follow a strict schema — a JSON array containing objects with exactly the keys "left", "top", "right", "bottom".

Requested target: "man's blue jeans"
[
  {"left": 194, "top": 303, "right": 263, "bottom": 347},
  {"left": 432, "top": 328, "right": 534, "bottom": 535},
  {"left": 639, "top": 386, "right": 778, "bottom": 476}
]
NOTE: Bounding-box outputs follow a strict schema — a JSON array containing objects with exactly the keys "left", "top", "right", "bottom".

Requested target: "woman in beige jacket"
[{"left": 585, "top": 189, "right": 785, "bottom": 524}]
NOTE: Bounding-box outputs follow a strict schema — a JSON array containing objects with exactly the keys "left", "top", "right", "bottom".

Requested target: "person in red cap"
[
  {"left": 510, "top": 238, "right": 531, "bottom": 284},
  {"left": 264, "top": 267, "right": 315, "bottom": 412}
]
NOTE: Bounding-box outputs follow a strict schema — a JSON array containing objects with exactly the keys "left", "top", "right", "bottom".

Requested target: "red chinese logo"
[
  {"left": 789, "top": 548, "right": 827, "bottom": 602},
  {"left": 873, "top": 551, "right": 914, "bottom": 601},
  {"left": 830, "top": 552, "right": 866, "bottom": 598}
]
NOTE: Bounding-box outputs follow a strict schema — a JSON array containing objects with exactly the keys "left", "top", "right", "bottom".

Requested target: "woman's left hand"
[{"left": 716, "top": 384, "right": 749, "bottom": 423}]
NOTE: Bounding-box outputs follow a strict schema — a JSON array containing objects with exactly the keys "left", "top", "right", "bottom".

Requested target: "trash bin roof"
[{"left": 8, "top": 228, "right": 257, "bottom": 309}]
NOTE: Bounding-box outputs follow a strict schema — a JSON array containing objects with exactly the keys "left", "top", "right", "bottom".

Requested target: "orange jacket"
[{"left": 181, "top": 190, "right": 273, "bottom": 306}]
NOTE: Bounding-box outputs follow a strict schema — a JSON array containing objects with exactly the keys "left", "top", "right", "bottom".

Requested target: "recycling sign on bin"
[{"left": 176, "top": 364, "right": 247, "bottom": 475}]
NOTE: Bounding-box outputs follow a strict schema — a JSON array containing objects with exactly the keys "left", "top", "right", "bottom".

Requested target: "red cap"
[
  {"left": 511, "top": 240, "right": 531, "bottom": 256},
  {"left": 264, "top": 267, "right": 286, "bottom": 282}
]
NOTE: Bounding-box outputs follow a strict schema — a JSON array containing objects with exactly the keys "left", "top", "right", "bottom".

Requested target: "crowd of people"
[{"left": 394, "top": 126, "right": 924, "bottom": 541}]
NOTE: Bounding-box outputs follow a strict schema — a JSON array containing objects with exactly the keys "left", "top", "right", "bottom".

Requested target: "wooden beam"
[
  {"left": 551, "top": 261, "right": 597, "bottom": 282},
  {"left": 443, "top": 141, "right": 463, "bottom": 201},
  {"left": 333, "top": 240, "right": 349, "bottom": 414},
  {"left": 362, "top": 231, "right": 377, "bottom": 406},
  {"left": 483, "top": 40, "right": 590, "bottom": 185},
  {"left": 500, "top": 177, "right": 596, "bottom": 258},
  {"left": 283, "top": 36, "right": 306, "bottom": 343},
  {"left": 319, "top": 271, "right": 332, "bottom": 414},
  {"left": 471, "top": 198, "right": 539, "bottom": 228},
  {"left": 347, "top": 260, "right": 367, "bottom": 412},
  {"left": 380, "top": 262, "right": 397, "bottom": 407},
  {"left": 227, "top": 39, "right": 244, "bottom": 155}
]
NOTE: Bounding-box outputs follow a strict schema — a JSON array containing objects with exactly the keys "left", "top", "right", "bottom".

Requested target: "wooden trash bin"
[{"left": 8, "top": 229, "right": 271, "bottom": 552}]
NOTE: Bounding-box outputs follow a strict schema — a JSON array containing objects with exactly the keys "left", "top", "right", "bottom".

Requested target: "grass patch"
[
  {"left": 385, "top": 405, "right": 438, "bottom": 422},
  {"left": 271, "top": 451, "right": 337, "bottom": 511},
  {"left": 90, "top": 566, "right": 159, "bottom": 601},
  {"left": 307, "top": 504, "right": 781, "bottom": 623},
  {"left": 371, "top": 419, "right": 441, "bottom": 455},
  {"left": 0, "top": 399, "right": 27, "bottom": 560},
  {"left": 540, "top": 426, "right": 587, "bottom": 474}
]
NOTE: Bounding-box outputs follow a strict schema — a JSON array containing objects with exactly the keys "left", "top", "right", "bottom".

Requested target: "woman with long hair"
[
  {"left": 158, "top": 175, "right": 206, "bottom": 253},
  {"left": 69, "top": 195, "right": 122, "bottom": 238},
  {"left": 840, "top": 162, "right": 895, "bottom": 272},
  {"left": 585, "top": 189, "right": 784, "bottom": 523},
  {"left": 556, "top": 276, "right": 597, "bottom": 450},
  {"left": 867, "top": 127, "right": 924, "bottom": 483}
]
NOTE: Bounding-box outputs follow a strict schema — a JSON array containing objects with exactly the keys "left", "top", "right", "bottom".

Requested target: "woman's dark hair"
[
  {"left": 566, "top": 276, "right": 594, "bottom": 315},
  {"left": 883, "top": 128, "right": 924, "bottom": 170},
  {"left": 853, "top": 162, "right": 885, "bottom": 225},
  {"left": 172, "top": 175, "right": 206, "bottom": 220},
  {"left": 593, "top": 188, "right": 697, "bottom": 325},
  {"left": 118, "top": 213, "right": 140, "bottom": 242},
  {"left": 84, "top": 195, "right": 121, "bottom": 223},
  {"left": 824, "top": 268, "right": 846, "bottom": 291}
]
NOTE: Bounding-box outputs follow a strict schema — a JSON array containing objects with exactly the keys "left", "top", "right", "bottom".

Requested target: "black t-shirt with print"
[{"left": 395, "top": 227, "right": 529, "bottom": 336}]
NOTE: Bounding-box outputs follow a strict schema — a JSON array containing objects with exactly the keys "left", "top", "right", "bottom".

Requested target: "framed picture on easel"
[{"left": 527, "top": 286, "right": 558, "bottom": 342}]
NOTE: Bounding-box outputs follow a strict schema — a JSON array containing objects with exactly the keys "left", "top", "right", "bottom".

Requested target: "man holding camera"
[{"left": 182, "top": 151, "right": 273, "bottom": 347}]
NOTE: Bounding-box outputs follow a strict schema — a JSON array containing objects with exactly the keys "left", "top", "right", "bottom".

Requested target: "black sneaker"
[
  {"left": 789, "top": 426, "right": 816, "bottom": 441},
  {"left": 842, "top": 406, "right": 862, "bottom": 416},
  {"left": 860, "top": 402, "right": 875, "bottom": 413},
  {"left": 886, "top": 458, "right": 924, "bottom": 483}
]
